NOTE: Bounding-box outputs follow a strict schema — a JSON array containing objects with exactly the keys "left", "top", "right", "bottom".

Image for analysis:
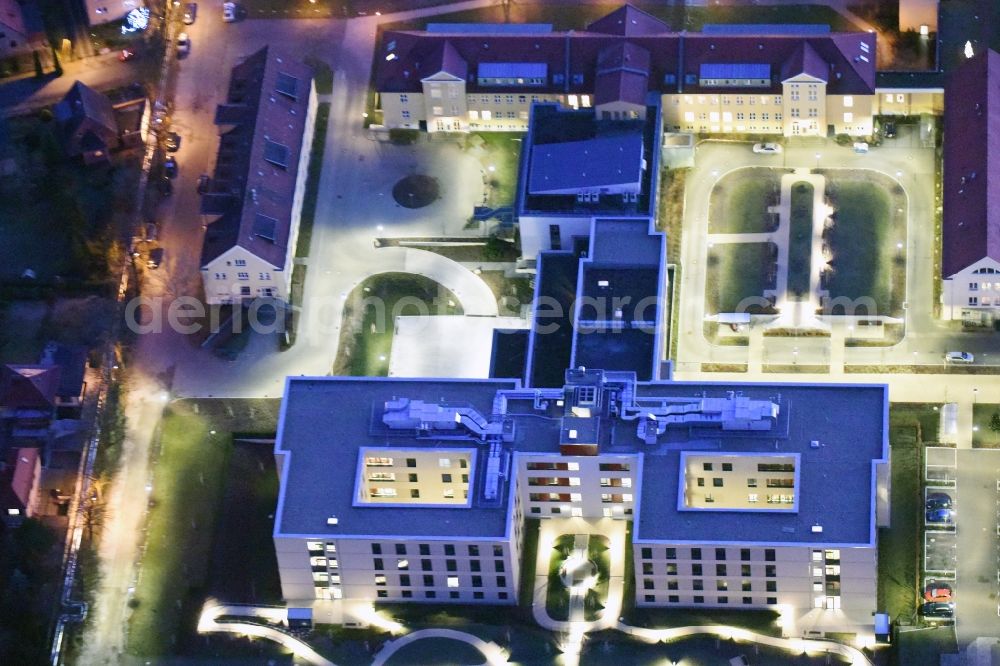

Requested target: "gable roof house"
[
  {"left": 53, "top": 81, "right": 149, "bottom": 164},
  {"left": 200, "top": 47, "right": 316, "bottom": 305},
  {"left": 0, "top": 364, "right": 59, "bottom": 445},
  {"left": 940, "top": 49, "right": 1000, "bottom": 321}
]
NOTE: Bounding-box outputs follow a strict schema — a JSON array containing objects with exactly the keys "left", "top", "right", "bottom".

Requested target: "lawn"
[
  {"left": 822, "top": 178, "right": 902, "bottom": 316},
  {"left": 705, "top": 242, "right": 777, "bottom": 315},
  {"left": 127, "top": 399, "right": 280, "bottom": 657},
  {"left": 332, "top": 273, "right": 463, "bottom": 377},
  {"left": 622, "top": 607, "right": 782, "bottom": 637},
  {"left": 384, "top": 637, "right": 486, "bottom": 665},
  {"left": 295, "top": 102, "right": 330, "bottom": 259},
  {"left": 787, "top": 181, "right": 814, "bottom": 298},
  {"left": 972, "top": 404, "right": 1000, "bottom": 448},
  {"left": 545, "top": 534, "right": 575, "bottom": 621},
  {"left": 878, "top": 404, "right": 940, "bottom": 625},
  {"left": 709, "top": 169, "right": 781, "bottom": 234},
  {"left": 466, "top": 132, "right": 523, "bottom": 207},
  {"left": 580, "top": 631, "right": 850, "bottom": 665}
]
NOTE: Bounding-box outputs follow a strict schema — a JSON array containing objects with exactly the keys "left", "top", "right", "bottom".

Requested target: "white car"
[
  {"left": 945, "top": 351, "right": 974, "bottom": 364},
  {"left": 752, "top": 142, "right": 782, "bottom": 155},
  {"left": 853, "top": 142, "right": 870, "bottom": 153},
  {"left": 223, "top": 2, "right": 236, "bottom": 22},
  {"left": 176, "top": 32, "right": 191, "bottom": 57}
]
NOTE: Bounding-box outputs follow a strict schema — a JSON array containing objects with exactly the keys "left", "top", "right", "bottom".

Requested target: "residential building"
[
  {"left": 200, "top": 47, "right": 317, "bottom": 305},
  {"left": 273, "top": 369, "right": 888, "bottom": 641},
  {"left": 375, "top": 5, "right": 877, "bottom": 138},
  {"left": 940, "top": 49, "right": 1000, "bottom": 321},
  {"left": 897, "top": 0, "right": 938, "bottom": 35},
  {"left": 0, "top": 447, "right": 40, "bottom": 527},
  {"left": 0, "top": 0, "right": 46, "bottom": 59},
  {"left": 83, "top": 0, "right": 141, "bottom": 26},
  {"left": 53, "top": 81, "right": 148, "bottom": 164},
  {"left": 0, "top": 364, "right": 59, "bottom": 445},
  {"left": 516, "top": 102, "right": 660, "bottom": 258}
]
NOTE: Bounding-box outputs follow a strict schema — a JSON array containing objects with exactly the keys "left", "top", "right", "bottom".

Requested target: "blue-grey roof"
[
  {"left": 274, "top": 378, "right": 520, "bottom": 539},
  {"left": 427, "top": 22, "right": 552, "bottom": 34},
  {"left": 528, "top": 133, "right": 644, "bottom": 194},
  {"left": 632, "top": 382, "right": 887, "bottom": 546},
  {"left": 699, "top": 63, "right": 771, "bottom": 80},
  {"left": 701, "top": 23, "right": 831, "bottom": 35},
  {"left": 478, "top": 62, "right": 548, "bottom": 79},
  {"left": 275, "top": 374, "right": 887, "bottom": 547}
]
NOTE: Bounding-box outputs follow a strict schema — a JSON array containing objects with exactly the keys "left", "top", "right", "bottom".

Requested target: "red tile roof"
[
  {"left": 376, "top": 6, "right": 876, "bottom": 98},
  {"left": 942, "top": 49, "right": 1000, "bottom": 277}
]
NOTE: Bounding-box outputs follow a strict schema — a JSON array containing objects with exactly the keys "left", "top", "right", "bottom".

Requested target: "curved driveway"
[{"left": 371, "top": 628, "right": 506, "bottom": 666}]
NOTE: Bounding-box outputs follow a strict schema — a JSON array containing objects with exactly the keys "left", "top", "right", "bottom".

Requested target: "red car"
[{"left": 924, "top": 582, "right": 953, "bottom": 603}]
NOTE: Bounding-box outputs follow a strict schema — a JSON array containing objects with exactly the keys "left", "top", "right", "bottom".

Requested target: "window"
[
  {"left": 969, "top": 297, "right": 979, "bottom": 306},
  {"left": 666, "top": 563, "right": 677, "bottom": 575},
  {"left": 374, "top": 574, "right": 386, "bottom": 585},
  {"left": 766, "top": 581, "right": 777, "bottom": 592},
  {"left": 692, "top": 564, "right": 703, "bottom": 576},
  {"left": 722, "top": 463, "right": 733, "bottom": 472},
  {"left": 377, "top": 590, "right": 387, "bottom": 598},
  {"left": 703, "top": 463, "right": 713, "bottom": 471},
  {"left": 843, "top": 112, "right": 853, "bottom": 123},
  {"left": 234, "top": 259, "right": 246, "bottom": 267},
  {"left": 715, "top": 548, "right": 726, "bottom": 560},
  {"left": 373, "top": 558, "right": 384, "bottom": 570},
  {"left": 400, "top": 574, "right": 411, "bottom": 586},
  {"left": 643, "top": 563, "right": 654, "bottom": 575},
  {"left": 741, "top": 549, "right": 751, "bottom": 561},
  {"left": 742, "top": 565, "right": 751, "bottom": 576},
  {"left": 691, "top": 548, "right": 702, "bottom": 560},
  {"left": 445, "top": 545, "right": 455, "bottom": 556},
  {"left": 644, "top": 579, "right": 655, "bottom": 590},
  {"left": 641, "top": 547, "right": 652, "bottom": 559},
  {"left": 497, "top": 576, "right": 506, "bottom": 587},
  {"left": 495, "top": 560, "right": 505, "bottom": 572},
  {"left": 719, "top": 596, "right": 729, "bottom": 604},
  {"left": 397, "top": 559, "right": 409, "bottom": 570},
  {"left": 713, "top": 478, "right": 724, "bottom": 487},
  {"left": 767, "top": 597, "right": 777, "bottom": 605},
  {"left": 439, "top": 458, "right": 452, "bottom": 468},
  {"left": 897, "top": 93, "right": 905, "bottom": 103},
  {"left": 259, "top": 272, "right": 271, "bottom": 281},
  {"left": 446, "top": 560, "right": 457, "bottom": 572},
  {"left": 401, "top": 110, "right": 410, "bottom": 120},
  {"left": 441, "top": 473, "right": 452, "bottom": 483},
  {"left": 447, "top": 576, "right": 459, "bottom": 588},
  {"left": 666, "top": 548, "right": 676, "bottom": 559},
  {"left": 766, "top": 565, "right": 776, "bottom": 578},
  {"left": 395, "top": 544, "right": 406, "bottom": 555},
  {"left": 747, "top": 478, "right": 757, "bottom": 488},
  {"left": 742, "top": 580, "right": 752, "bottom": 591},
  {"left": 237, "top": 272, "right": 249, "bottom": 280},
  {"left": 406, "top": 458, "right": 416, "bottom": 468},
  {"left": 214, "top": 273, "right": 226, "bottom": 280},
  {"left": 443, "top": 489, "right": 455, "bottom": 499},
  {"left": 694, "top": 595, "right": 704, "bottom": 604},
  {"left": 765, "top": 549, "right": 776, "bottom": 561},
  {"left": 371, "top": 544, "right": 382, "bottom": 555},
  {"left": 421, "top": 559, "right": 432, "bottom": 571},
  {"left": 696, "top": 478, "right": 705, "bottom": 487},
  {"left": 471, "top": 576, "right": 482, "bottom": 588},
  {"left": 717, "top": 564, "right": 727, "bottom": 576},
  {"left": 470, "top": 561, "right": 481, "bottom": 572},
  {"left": 717, "top": 580, "right": 728, "bottom": 591},
  {"left": 419, "top": 544, "right": 430, "bottom": 556},
  {"left": 693, "top": 579, "right": 704, "bottom": 591}
]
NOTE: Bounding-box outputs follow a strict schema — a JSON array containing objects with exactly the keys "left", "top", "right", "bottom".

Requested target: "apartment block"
[
  {"left": 375, "top": 5, "right": 878, "bottom": 138},
  {"left": 272, "top": 369, "right": 888, "bottom": 640},
  {"left": 199, "top": 47, "right": 317, "bottom": 305}
]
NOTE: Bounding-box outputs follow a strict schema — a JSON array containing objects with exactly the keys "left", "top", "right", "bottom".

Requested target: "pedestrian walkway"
[
  {"left": 197, "top": 603, "right": 335, "bottom": 666},
  {"left": 371, "top": 628, "right": 507, "bottom": 666}
]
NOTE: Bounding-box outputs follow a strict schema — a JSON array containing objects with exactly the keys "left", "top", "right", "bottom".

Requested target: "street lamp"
[{"left": 814, "top": 153, "right": 821, "bottom": 169}]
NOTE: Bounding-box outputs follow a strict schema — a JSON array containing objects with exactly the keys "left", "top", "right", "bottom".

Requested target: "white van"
[{"left": 853, "top": 142, "right": 869, "bottom": 154}]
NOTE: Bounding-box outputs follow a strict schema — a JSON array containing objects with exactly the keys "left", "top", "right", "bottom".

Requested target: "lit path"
[
  {"left": 617, "top": 622, "right": 873, "bottom": 666},
  {"left": 371, "top": 628, "right": 506, "bottom": 666},
  {"left": 197, "top": 603, "right": 335, "bottom": 666}
]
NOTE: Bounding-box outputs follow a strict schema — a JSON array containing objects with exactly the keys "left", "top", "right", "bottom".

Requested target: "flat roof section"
[
  {"left": 528, "top": 253, "right": 580, "bottom": 388},
  {"left": 388, "top": 315, "right": 529, "bottom": 379},
  {"left": 632, "top": 382, "right": 887, "bottom": 546},
  {"left": 275, "top": 377, "right": 519, "bottom": 539}
]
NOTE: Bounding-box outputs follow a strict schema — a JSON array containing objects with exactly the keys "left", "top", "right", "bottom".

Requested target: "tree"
[
  {"left": 51, "top": 47, "right": 62, "bottom": 77},
  {"left": 32, "top": 50, "right": 43, "bottom": 78},
  {"left": 990, "top": 411, "right": 1000, "bottom": 442}
]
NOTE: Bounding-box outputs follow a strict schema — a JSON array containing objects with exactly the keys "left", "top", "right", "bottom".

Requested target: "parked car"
[
  {"left": 883, "top": 121, "right": 897, "bottom": 138},
  {"left": 223, "top": 1, "right": 236, "bottom": 22},
  {"left": 183, "top": 2, "right": 197, "bottom": 24},
  {"left": 924, "top": 582, "right": 953, "bottom": 603},
  {"left": 119, "top": 48, "right": 135, "bottom": 62},
  {"left": 164, "top": 156, "right": 178, "bottom": 178},
  {"left": 752, "top": 142, "right": 782, "bottom": 154},
  {"left": 853, "top": 142, "right": 869, "bottom": 153},
  {"left": 926, "top": 508, "right": 955, "bottom": 524},
  {"left": 147, "top": 248, "right": 164, "bottom": 269},
  {"left": 144, "top": 221, "right": 159, "bottom": 242},
  {"left": 176, "top": 32, "right": 191, "bottom": 57},
  {"left": 926, "top": 492, "right": 953, "bottom": 511},
  {"left": 157, "top": 177, "right": 173, "bottom": 197},
  {"left": 197, "top": 174, "right": 211, "bottom": 194},
  {"left": 919, "top": 602, "right": 955, "bottom": 619},
  {"left": 165, "top": 132, "right": 181, "bottom": 152},
  {"left": 945, "top": 351, "right": 974, "bottom": 364}
]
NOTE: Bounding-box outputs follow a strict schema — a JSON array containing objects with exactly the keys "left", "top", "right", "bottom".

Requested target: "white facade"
[
  {"left": 202, "top": 247, "right": 289, "bottom": 304},
  {"left": 941, "top": 257, "right": 1000, "bottom": 320},
  {"left": 84, "top": 0, "right": 141, "bottom": 25}
]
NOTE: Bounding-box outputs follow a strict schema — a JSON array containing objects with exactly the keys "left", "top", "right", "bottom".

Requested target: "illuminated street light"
[{"left": 965, "top": 41, "right": 974, "bottom": 59}]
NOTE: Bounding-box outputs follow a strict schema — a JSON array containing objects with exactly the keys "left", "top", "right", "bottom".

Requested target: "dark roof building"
[
  {"left": 941, "top": 49, "right": 1000, "bottom": 278},
  {"left": 200, "top": 47, "right": 316, "bottom": 304},
  {"left": 54, "top": 81, "right": 120, "bottom": 164}
]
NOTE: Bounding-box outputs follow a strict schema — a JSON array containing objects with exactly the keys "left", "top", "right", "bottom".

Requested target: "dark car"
[
  {"left": 919, "top": 602, "right": 955, "bottom": 619},
  {"left": 157, "top": 177, "right": 173, "bottom": 196},
  {"left": 165, "top": 132, "right": 181, "bottom": 152},
  {"left": 926, "top": 508, "right": 954, "bottom": 524},
  {"left": 164, "top": 156, "right": 178, "bottom": 178},
  {"left": 924, "top": 582, "right": 953, "bottom": 603},
  {"left": 197, "top": 174, "right": 211, "bottom": 194},
  {"left": 883, "top": 121, "right": 897, "bottom": 138},
  {"left": 926, "top": 493, "right": 952, "bottom": 511},
  {"left": 183, "top": 2, "right": 197, "bottom": 24}
]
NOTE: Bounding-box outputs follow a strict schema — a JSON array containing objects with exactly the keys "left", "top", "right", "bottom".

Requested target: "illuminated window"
[
  {"left": 843, "top": 112, "right": 853, "bottom": 123},
  {"left": 468, "top": 110, "right": 479, "bottom": 120},
  {"left": 684, "top": 111, "right": 695, "bottom": 122},
  {"left": 447, "top": 576, "right": 459, "bottom": 588},
  {"left": 439, "top": 458, "right": 452, "bottom": 468},
  {"left": 843, "top": 96, "right": 853, "bottom": 108}
]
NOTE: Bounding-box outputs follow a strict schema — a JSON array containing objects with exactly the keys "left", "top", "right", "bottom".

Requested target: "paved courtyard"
[{"left": 955, "top": 450, "right": 1000, "bottom": 644}]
